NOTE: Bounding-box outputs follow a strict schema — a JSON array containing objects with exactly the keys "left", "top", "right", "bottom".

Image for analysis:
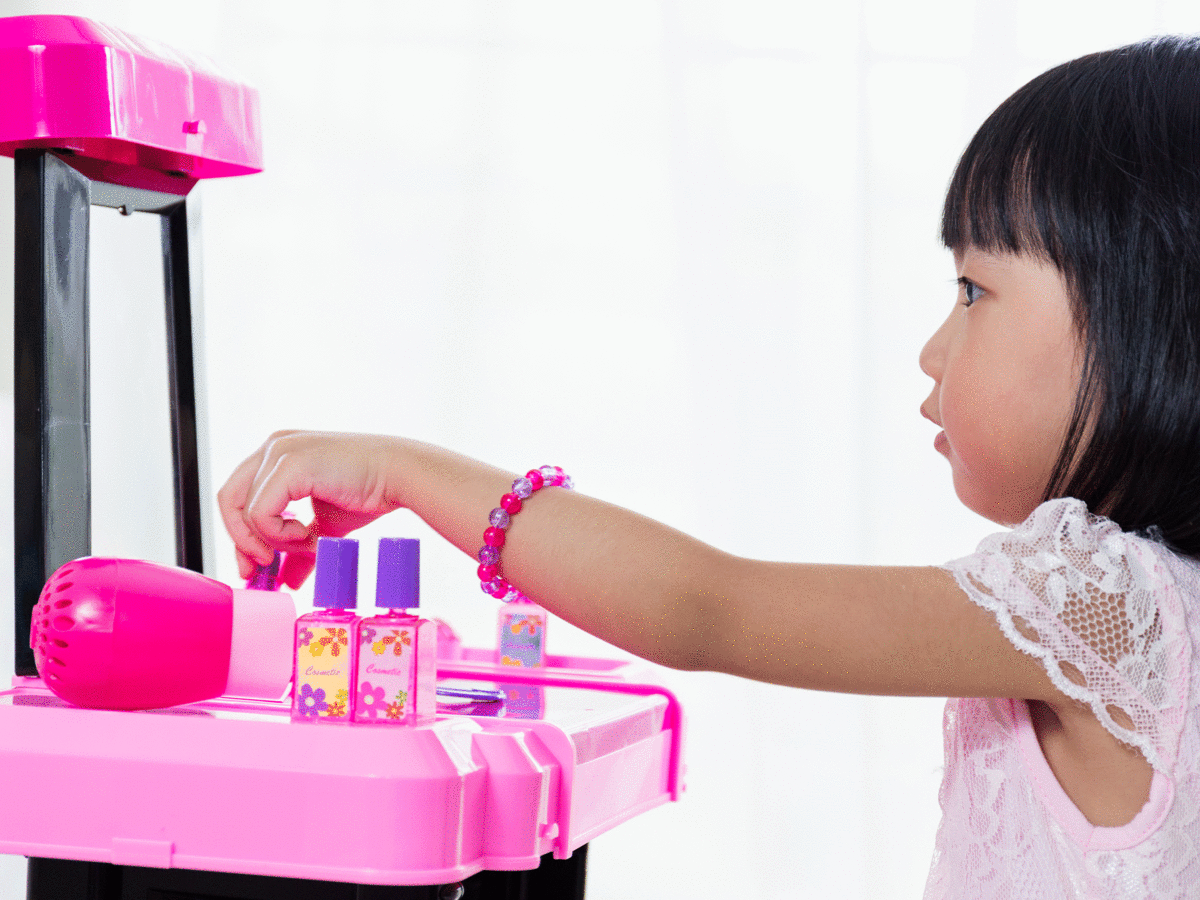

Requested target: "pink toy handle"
[{"left": 436, "top": 662, "right": 686, "bottom": 859}]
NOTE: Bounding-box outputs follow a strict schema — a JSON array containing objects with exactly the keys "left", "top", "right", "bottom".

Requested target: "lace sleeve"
[{"left": 941, "top": 498, "right": 1191, "bottom": 773}]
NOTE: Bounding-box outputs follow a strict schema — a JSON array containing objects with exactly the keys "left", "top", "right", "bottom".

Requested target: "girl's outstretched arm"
[{"left": 218, "top": 430, "right": 1068, "bottom": 703}]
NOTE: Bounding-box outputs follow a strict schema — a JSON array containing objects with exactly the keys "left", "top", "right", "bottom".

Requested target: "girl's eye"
[{"left": 958, "top": 277, "right": 983, "bottom": 307}]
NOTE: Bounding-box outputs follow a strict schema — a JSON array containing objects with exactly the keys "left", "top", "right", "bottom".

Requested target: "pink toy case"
[{"left": 0, "top": 13, "right": 684, "bottom": 892}]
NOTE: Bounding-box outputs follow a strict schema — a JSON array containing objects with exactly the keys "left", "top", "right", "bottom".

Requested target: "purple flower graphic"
[
  {"left": 297, "top": 683, "right": 327, "bottom": 717},
  {"left": 357, "top": 682, "right": 386, "bottom": 721},
  {"left": 297, "top": 627, "right": 315, "bottom": 645},
  {"left": 359, "top": 627, "right": 376, "bottom": 646}
]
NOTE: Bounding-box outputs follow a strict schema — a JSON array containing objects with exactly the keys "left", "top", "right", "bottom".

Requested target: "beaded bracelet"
[{"left": 477, "top": 466, "right": 573, "bottom": 603}]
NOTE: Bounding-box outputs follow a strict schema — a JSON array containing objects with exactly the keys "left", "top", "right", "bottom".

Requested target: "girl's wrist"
[{"left": 388, "top": 437, "right": 529, "bottom": 563}]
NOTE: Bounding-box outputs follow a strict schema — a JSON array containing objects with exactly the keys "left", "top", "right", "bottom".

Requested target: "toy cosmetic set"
[
  {"left": 0, "top": 15, "right": 683, "bottom": 893},
  {"left": 28, "top": 534, "right": 535, "bottom": 720}
]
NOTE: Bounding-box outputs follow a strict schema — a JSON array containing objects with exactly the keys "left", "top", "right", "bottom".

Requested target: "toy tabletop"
[
  {"left": 0, "top": 14, "right": 261, "bottom": 193},
  {"left": 0, "top": 653, "right": 684, "bottom": 886}
]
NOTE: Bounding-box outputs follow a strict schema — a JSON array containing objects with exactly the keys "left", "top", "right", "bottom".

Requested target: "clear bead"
[
  {"left": 478, "top": 546, "right": 500, "bottom": 566},
  {"left": 489, "top": 508, "right": 511, "bottom": 529},
  {"left": 513, "top": 477, "right": 533, "bottom": 499},
  {"left": 539, "top": 465, "right": 557, "bottom": 483}
]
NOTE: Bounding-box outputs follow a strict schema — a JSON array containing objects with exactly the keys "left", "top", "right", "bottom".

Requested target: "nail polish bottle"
[
  {"left": 246, "top": 550, "right": 282, "bottom": 591},
  {"left": 291, "top": 537, "right": 360, "bottom": 723},
  {"left": 497, "top": 596, "right": 548, "bottom": 668},
  {"left": 352, "top": 538, "right": 437, "bottom": 724}
]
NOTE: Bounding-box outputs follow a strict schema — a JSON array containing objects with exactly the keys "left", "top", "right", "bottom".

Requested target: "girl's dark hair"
[{"left": 942, "top": 35, "right": 1200, "bottom": 557}]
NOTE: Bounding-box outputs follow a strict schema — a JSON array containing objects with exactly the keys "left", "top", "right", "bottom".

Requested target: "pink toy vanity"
[{"left": 0, "top": 17, "right": 684, "bottom": 899}]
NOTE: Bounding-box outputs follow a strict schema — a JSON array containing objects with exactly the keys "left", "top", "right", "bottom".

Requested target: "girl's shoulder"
[
  {"left": 943, "top": 496, "right": 1193, "bottom": 773},
  {"left": 947, "top": 496, "right": 1188, "bottom": 615}
]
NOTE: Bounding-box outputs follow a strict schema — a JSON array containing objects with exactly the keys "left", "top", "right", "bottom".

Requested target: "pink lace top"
[{"left": 924, "top": 498, "right": 1200, "bottom": 899}]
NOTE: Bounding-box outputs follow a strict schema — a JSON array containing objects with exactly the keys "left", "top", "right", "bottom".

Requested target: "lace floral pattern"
[{"left": 924, "top": 499, "right": 1200, "bottom": 898}]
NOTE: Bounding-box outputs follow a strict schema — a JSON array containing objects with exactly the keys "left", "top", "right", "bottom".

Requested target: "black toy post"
[
  {"left": 161, "top": 200, "right": 206, "bottom": 575},
  {"left": 13, "top": 148, "right": 92, "bottom": 679}
]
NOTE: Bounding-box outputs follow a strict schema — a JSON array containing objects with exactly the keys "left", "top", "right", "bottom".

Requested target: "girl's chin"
[{"left": 951, "top": 472, "right": 1038, "bottom": 527}]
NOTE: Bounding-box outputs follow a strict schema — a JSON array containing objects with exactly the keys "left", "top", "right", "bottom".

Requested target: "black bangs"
[
  {"left": 938, "top": 35, "right": 1200, "bottom": 557},
  {"left": 941, "top": 114, "right": 1062, "bottom": 266},
  {"left": 941, "top": 46, "right": 1136, "bottom": 279}
]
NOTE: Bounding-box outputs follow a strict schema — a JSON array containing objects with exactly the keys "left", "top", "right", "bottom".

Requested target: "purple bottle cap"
[
  {"left": 376, "top": 537, "right": 419, "bottom": 609},
  {"left": 313, "top": 537, "right": 358, "bottom": 609},
  {"left": 246, "top": 550, "right": 281, "bottom": 591}
]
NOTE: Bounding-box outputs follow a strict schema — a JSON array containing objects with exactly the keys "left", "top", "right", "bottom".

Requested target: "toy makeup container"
[
  {"left": 352, "top": 538, "right": 437, "bottom": 724},
  {"left": 291, "top": 537, "right": 360, "bottom": 723},
  {"left": 497, "top": 596, "right": 548, "bottom": 668}
]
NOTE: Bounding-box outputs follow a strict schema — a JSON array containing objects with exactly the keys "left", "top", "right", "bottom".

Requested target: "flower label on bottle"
[
  {"left": 292, "top": 622, "right": 354, "bottom": 722},
  {"left": 498, "top": 611, "right": 546, "bottom": 668}
]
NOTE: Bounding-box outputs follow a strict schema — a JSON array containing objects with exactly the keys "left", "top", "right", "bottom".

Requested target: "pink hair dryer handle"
[{"left": 32, "top": 558, "right": 293, "bottom": 710}]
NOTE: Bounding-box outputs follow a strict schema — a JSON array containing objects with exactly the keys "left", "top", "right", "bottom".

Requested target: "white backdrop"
[{"left": 3, "top": 1, "right": 1200, "bottom": 897}]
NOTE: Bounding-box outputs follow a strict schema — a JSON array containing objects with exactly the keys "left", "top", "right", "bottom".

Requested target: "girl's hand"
[{"left": 217, "top": 431, "right": 405, "bottom": 588}]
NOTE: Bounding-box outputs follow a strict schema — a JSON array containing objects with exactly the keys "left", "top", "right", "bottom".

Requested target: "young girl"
[{"left": 218, "top": 36, "right": 1200, "bottom": 898}]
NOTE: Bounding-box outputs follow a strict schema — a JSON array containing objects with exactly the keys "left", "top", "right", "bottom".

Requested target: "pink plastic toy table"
[
  {"left": 1, "top": 651, "right": 684, "bottom": 886},
  {"left": 0, "top": 15, "right": 684, "bottom": 899}
]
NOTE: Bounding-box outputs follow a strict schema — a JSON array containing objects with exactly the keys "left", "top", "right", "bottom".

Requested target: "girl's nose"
[{"left": 919, "top": 314, "right": 951, "bottom": 381}]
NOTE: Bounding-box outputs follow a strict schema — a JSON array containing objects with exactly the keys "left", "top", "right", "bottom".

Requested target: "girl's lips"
[{"left": 934, "top": 431, "right": 949, "bottom": 455}]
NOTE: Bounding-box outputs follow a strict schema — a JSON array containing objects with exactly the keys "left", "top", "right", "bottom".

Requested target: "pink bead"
[
  {"left": 526, "top": 469, "right": 544, "bottom": 491},
  {"left": 484, "top": 527, "right": 506, "bottom": 548},
  {"left": 477, "top": 563, "right": 499, "bottom": 582},
  {"left": 500, "top": 493, "right": 522, "bottom": 514}
]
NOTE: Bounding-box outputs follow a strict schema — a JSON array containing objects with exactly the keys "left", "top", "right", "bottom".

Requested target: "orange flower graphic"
[
  {"left": 372, "top": 629, "right": 412, "bottom": 657},
  {"left": 310, "top": 628, "right": 349, "bottom": 657},
  {"left": 509, "top": 615, "right": 543, "bottom": 636}
]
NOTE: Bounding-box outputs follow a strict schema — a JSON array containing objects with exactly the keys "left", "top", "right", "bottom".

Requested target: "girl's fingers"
[
  {"left": 220, "top": 431, "right": 308, "bottom": 567},
  {"left": 218, "top": 446, "right": 276, "bottom": 567},
  {"left": 245, "top": 448, "right": 315, "bottom": 542},
  {"left": 279, "top": 550, "right": 317, "bottom": 589},
  {"left": 220, "top": 430, "right": 398, "bottom": 586},
  {"left": 235, "top": 546, "right": 255, "bottom": 582}
]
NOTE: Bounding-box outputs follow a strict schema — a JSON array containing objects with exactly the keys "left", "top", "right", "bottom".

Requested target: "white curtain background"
[{"left": 3, "top": 1, "right": 1200, "bottom": 897}]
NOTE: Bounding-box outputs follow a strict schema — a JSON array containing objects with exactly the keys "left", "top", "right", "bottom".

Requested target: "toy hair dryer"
[{"left": 29, "top": 556, "right": 295, "bottom": 710}]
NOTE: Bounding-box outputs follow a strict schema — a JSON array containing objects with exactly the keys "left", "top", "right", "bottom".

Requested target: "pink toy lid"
[{"left": 0, "top": 15, "right": 262, "bottom": 193}]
